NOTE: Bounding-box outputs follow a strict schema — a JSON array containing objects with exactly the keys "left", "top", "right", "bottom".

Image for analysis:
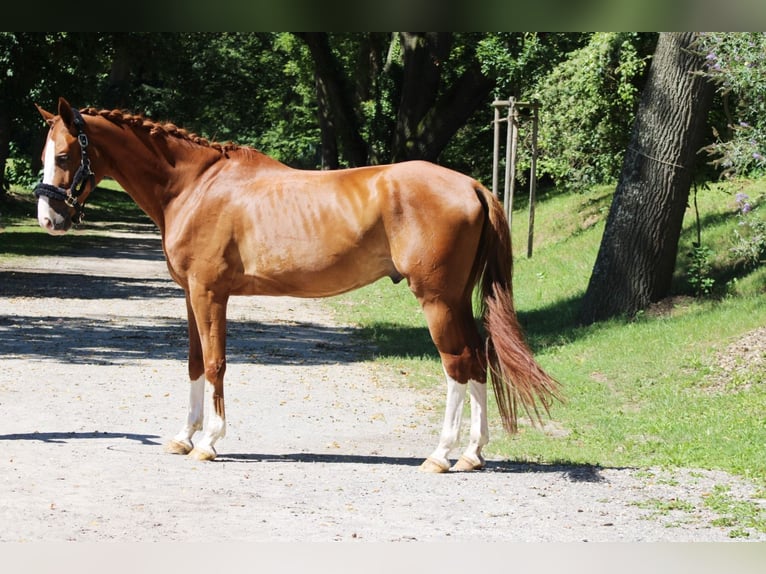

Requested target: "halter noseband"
[{"left": 34, "top": 108, "right": 95, "bottom": 224}]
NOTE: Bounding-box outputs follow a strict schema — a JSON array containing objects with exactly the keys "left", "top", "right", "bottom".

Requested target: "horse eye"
[{"left": 55, "top": 154, "right": 69, "bottom": 167}]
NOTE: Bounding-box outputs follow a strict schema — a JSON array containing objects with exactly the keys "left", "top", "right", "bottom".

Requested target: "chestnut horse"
[{"left": 34, "top": 97, "right": 560, "bottom": 472}]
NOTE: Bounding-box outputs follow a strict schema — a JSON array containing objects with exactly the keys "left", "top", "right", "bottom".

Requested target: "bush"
[
  {"left": 731, "top": 192, "right": 766, "bottom": 269},
  {"left": 696, "top": 33, "right": 766, "bottom": 179},
  {"left": 527, "top": 33, "right": 657, "bottom": 192}
]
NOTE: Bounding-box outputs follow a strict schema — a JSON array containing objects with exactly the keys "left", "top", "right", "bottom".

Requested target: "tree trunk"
[
  {"left": 391, "top": 32, "right": 494, "bottom": 163},
  {"left": 298, "top": 33, "right": 368, "bottom": 168},
  {"left": 391, "top": 32, "right": 451, "bottom": 162},
  {"left": 579, "top": 32, "right": 714, "bottom": 324},
  {"left": 0, "top": 106, "right": 9, "bottom": 196},
  {"left": 103, "top": 33, "right": 133, "bottom": 110}
]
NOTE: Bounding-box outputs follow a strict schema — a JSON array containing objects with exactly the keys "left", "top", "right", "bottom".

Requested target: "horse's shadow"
[
  {"left": 0, "top": 430, "right": 161, "bottom": 445},
  {"left": 0, "top": 431, "right": 610, "bottom": 482},
  {"left": 217, "top": 451, "right": 609, "bottom": 482}
]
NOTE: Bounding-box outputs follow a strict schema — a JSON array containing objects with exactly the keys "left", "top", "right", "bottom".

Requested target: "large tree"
[
  {"left": 391, "top": 32, "right": 495, "bottom": 163},
  {"left": 297, "top": 32, "right": 371, "bottom": 168},
  {"left": 297, "top": 32, "right": 496, "bottom": 168},
  {"left": 579, "top": 32, "right": 714, "bottom": 324}
]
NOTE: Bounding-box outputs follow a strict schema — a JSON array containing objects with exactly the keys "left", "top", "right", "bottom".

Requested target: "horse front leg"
[
  {"left": 185, "top": 287, "right": 229, "bottom": 461},
  {"left": 165, "top": 294, "right": 206, "bottom": 455}
]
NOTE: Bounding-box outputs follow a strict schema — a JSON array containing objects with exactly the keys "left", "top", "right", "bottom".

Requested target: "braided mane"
[{"left": 81, "top": 107, "right": 241, "bottom": 155}]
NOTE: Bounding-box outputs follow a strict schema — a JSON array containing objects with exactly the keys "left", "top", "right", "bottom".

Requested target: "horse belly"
[{"left": 233, "top": 233, "right": 396, "bottom": 298}]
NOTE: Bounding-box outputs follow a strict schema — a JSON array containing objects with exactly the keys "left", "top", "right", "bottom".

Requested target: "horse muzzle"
[
  {"left": 35, "top": 182, "right": 88, "bottom": 234},
  {"left": 36, "top": 190, "right": 73, "bottom": 235}
]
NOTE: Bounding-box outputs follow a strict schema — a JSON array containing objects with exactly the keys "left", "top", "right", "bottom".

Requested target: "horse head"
[{"left": 35, "top": 97, "right": 100, "bottom": 235}]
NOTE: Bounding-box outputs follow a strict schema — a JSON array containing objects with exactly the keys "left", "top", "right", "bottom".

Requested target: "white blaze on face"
[
  {"left": 42, "top": 136, "right": 56, "bottom": 184},
  {"left": 37, "top": 136, "right": 67, "bottom": 235}
]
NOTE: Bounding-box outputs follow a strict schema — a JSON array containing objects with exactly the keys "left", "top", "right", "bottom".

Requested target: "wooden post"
[
  {"left": 490, "top": 98, "right": 540, "bottom": 246},
  {"left": 527, "top": 103, "right": 539, "bottom": 258},
  {"left": 504, "top": 98, "right": 515, "bottom": 226},
  {"left": 491, "top": 101, "right": 502, "bottom": 197},
  {"left": 507, "top": 100, "right": 519, "bottom": 228}
]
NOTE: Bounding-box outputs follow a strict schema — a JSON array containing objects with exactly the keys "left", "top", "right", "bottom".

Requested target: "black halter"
[{"left": 34, "top": 108, "right": 95, "bottom": 224}]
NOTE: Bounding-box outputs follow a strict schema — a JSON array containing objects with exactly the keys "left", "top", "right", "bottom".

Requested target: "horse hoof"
[
  {"left": 418, "top": 457, "right": 450, "bottom": 473},
  {"left": 188, "top": 447, "right": 217, "bottom": 461},
  {"left": 165, "top": 439, "right": 193, "bottom": 455},
  {"left": 450, "top": 455, "right": 485, "bottom": 472}
]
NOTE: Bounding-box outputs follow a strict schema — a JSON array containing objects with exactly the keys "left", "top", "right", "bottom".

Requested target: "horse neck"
[{"left": 91, "top": 117, "right": 220, "bottom": 233}]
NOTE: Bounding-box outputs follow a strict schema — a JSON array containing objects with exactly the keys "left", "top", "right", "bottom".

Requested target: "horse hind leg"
[
  {"left": 452, "top": 379, "right": 488, "bottom": 472},
  {"left": 420, "top": 367, "right": 489, "bottom": 474},
  {"left": 418, "top": 300, "right": 489, "bottom": 474}
]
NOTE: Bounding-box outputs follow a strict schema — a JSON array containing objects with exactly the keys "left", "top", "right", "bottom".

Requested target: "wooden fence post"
[
  {"left": 490, "top": 98, "right": 540, "bottom": 257},
  {"left": 527, "top": 103, "right": 539, "bottom": 258}
]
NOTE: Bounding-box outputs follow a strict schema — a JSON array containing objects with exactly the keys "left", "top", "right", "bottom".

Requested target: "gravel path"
[{"left": 1, "top": 221, "right": 764, "bottom": 542}]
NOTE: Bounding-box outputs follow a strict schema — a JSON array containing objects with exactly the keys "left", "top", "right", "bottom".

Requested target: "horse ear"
[
  {"left": 35, "top": 103, "right": 55, "bottom": 126},
  {"left": 57, "top": 97, "right": 77, "bottom": 133}
]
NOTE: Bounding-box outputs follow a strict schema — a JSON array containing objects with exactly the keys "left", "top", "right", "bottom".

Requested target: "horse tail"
[{"left": 473, "top": 184, "right": 562, "bottom": 434}]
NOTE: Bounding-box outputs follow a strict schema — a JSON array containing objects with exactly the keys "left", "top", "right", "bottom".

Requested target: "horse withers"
[{"left": 34, "top": 97, "right": 560, "bottom": 472}]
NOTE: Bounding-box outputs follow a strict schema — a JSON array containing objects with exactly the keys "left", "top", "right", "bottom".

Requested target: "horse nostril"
[{"left": 42, "top": 217, "right": 54, "bottom": 229}]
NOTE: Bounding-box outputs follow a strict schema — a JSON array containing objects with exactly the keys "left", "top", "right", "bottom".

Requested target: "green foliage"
[
  {"left": 730, "top": 192, "right": 766, "bottom": 269},
  {"left": 475, "top": 33, "right": 586, "bottom": 99},
  {"left": 113, "top": 33, "right": 322, "bottom": 168},
  {"left": 445, "top": 33, "right": 585, "bottom": 183},
  {"left": 688, "top": 244, "right": 715, "bottom": 296},
  {"left": 4, "top": 31, "right": 761, "bottom": 205},
  {"left": 673, "top": 179, "right": 766, "bottom": 298},
  {"left": 3, "top": 32, "right": 595, "bottom": 190},
  {"left": 1, "top": 32, "right": 112, "bottom": 188},
  {"left": 3, "top": 147, "right": 37, "bottom": 190},
  {"left": 696, "top": 33, "right": 766, "bottom": 179},
  {"left": 528, "top": 32, "right": 657, "bottom": 192}
]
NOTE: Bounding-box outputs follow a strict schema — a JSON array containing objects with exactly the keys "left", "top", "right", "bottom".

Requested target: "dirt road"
[{"left": 1, "top": 221, "right": 764, "bottom": 542}]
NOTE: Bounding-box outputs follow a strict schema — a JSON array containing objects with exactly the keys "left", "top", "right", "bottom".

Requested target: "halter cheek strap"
[{"left": 34, "top": 108, "right": 95, "bottom": 224}]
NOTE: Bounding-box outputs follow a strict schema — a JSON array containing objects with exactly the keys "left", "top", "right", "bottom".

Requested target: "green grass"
[
  {"left": 704, "top": 484, "right": 766, "bottom": 538},
  {"left": 328, "top": 178, "right": 766, "bottom": 483},
  {"left": 1, "top": 180, "right": 150, "bottom": 258}
]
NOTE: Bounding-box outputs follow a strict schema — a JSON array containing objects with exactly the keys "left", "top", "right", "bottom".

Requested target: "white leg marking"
[
  {"left": 172, "top": 375, "right": 205, "bottom": 450},
  {"left": 426, "top": 371, "right": 467, "bottom": 469},
  {"left": 460, "top": 380, "right": 489, "bottom": 468},
  {"left": 192, "top": 380, "right": 226, "bottom": 457}
]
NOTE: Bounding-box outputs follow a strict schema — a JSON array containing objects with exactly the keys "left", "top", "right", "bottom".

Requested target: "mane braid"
[{"left": 80, "top": 107, "right": 241, "bottom": 155}]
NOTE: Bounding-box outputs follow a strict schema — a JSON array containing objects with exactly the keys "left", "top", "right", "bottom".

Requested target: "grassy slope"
[{"left": 329, "top": 178, "right": 766, "bottom": 481}]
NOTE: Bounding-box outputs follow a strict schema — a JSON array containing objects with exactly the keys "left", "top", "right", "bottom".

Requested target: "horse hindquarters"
[
  {"left": 414, "top": 182, "right": 560, "bottom": 472},
  {"left": 392, "top": 181, "right": 490, "bottom": 473}
]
